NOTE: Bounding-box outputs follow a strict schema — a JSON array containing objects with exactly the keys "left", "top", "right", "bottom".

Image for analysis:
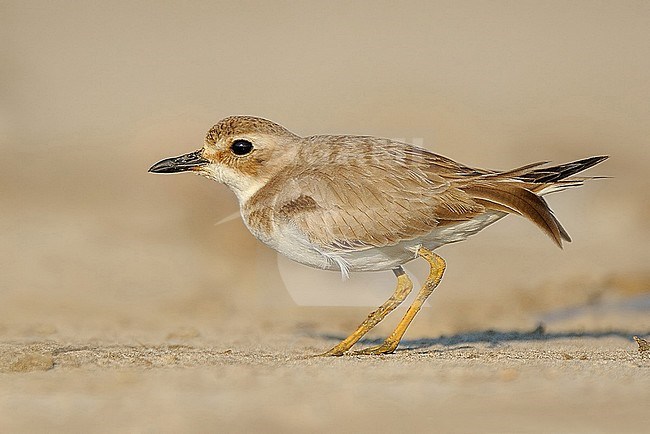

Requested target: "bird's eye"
[{"left": 231, "top": 139, "right": 253, "bottom": 156}]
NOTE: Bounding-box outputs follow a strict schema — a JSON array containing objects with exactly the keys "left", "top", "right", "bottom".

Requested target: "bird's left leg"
[{"left": 354, "top": 247, "right": 445, "bottom": 355}]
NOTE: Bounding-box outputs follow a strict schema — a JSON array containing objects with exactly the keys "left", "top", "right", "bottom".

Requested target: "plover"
[{"left": 149, "top": 116, "right": 607, "bottom": 356}]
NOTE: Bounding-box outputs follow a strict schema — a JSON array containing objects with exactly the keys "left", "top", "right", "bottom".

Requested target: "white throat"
[{"left": 201, "top": 164, "right": 266, "bottom": 203}]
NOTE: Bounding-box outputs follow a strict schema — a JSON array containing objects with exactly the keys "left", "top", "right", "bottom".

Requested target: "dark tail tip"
[
  {"left": 573, "top": 155, "right": 609, "bottom": 171},
  {"left": 519, "top": 155, "right": 609, "bottom": 183}
]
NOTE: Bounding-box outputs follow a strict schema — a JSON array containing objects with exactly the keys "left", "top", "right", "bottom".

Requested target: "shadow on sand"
[{"left": 318, "top": 325, "right": 650, "bottom": 352}]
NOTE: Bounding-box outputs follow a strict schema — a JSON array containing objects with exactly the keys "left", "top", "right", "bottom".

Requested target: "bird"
[{"left": 149, "top": 115, "right": 607, "bottom": 356}]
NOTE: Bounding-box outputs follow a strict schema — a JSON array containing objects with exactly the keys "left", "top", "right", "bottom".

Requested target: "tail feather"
[
  {"left": 516, "top": 156, "right": 608, "bottom": 184},
  {"left": 465, "top": 183, "right": 570, "bottom": 248},
  {"left": 465, "top": 155, "right": 607, "bottom": 247}
]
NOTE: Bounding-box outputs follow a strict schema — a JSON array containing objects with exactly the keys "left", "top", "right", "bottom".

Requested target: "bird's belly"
[
  {"left": 248, "top": 211, "right": 506, "bottom": 273},
  {"left": 269, "top": 236, "right": 418, "bottom": 273},
  {"left": 246, "top": 219, "right": 402, "bottom": 272}
]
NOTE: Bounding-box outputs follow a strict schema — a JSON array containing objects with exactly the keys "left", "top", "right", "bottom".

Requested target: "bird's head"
[{"left": 149, "top": 116, "right": 301, "bottom": 202}]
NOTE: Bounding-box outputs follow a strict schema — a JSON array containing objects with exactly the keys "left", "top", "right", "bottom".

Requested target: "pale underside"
[
  {"left": 240, "top": 135, "right": 585, "bottom": 275},
  {"left": 259, "top": 209, "right": 506, "bottom": 274}
]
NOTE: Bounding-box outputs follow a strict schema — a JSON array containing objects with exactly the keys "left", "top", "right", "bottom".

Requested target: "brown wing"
[
  {"left": 264, "top": 138, "right": 486, "bottom": 250},
  {"left": 276, "top": 172, "right": 484, "bottom": 250}
]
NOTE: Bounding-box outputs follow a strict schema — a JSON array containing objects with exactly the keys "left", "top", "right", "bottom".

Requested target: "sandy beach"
[{"left": 1, "top": 330, "right": 649, "bottom": 432}]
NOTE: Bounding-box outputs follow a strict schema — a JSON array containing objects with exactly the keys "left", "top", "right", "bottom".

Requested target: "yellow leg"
[
  {"left": 320, "top": 267, "right": 413, "bottom": 356},
  {"left": 354, "top": 248, "right": 446, "bottom": 355}
]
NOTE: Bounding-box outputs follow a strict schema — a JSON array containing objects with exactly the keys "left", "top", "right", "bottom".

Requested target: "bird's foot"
[
  {"left": 351, "top": 341, "right": 398, "bottom": 356},
  {"left": 317, "top": 344, "right": 349, "bottom": 357}
]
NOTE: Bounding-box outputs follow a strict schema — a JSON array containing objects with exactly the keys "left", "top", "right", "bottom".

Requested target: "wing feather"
[{"left": 265, "top": 162, "right": 484, "bottom": 251}]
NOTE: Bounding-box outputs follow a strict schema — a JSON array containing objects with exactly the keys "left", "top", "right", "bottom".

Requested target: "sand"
[{"left": 1, "top": 330, "right": 649, "bottom": 433}]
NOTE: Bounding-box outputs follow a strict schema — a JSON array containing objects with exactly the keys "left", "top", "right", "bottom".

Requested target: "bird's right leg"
[{"left": 320, "top": 267, "right": 413, "bottom": 356}]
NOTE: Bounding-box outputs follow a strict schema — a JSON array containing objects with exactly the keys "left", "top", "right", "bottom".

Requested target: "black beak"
[{"left": 148, "top": 150, "right": 209, "bottom": 174}]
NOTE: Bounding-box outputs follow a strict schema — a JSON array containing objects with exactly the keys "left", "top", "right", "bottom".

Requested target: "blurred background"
[{"left": 1, "top": 0, "right": 648, "bottom": 344}]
